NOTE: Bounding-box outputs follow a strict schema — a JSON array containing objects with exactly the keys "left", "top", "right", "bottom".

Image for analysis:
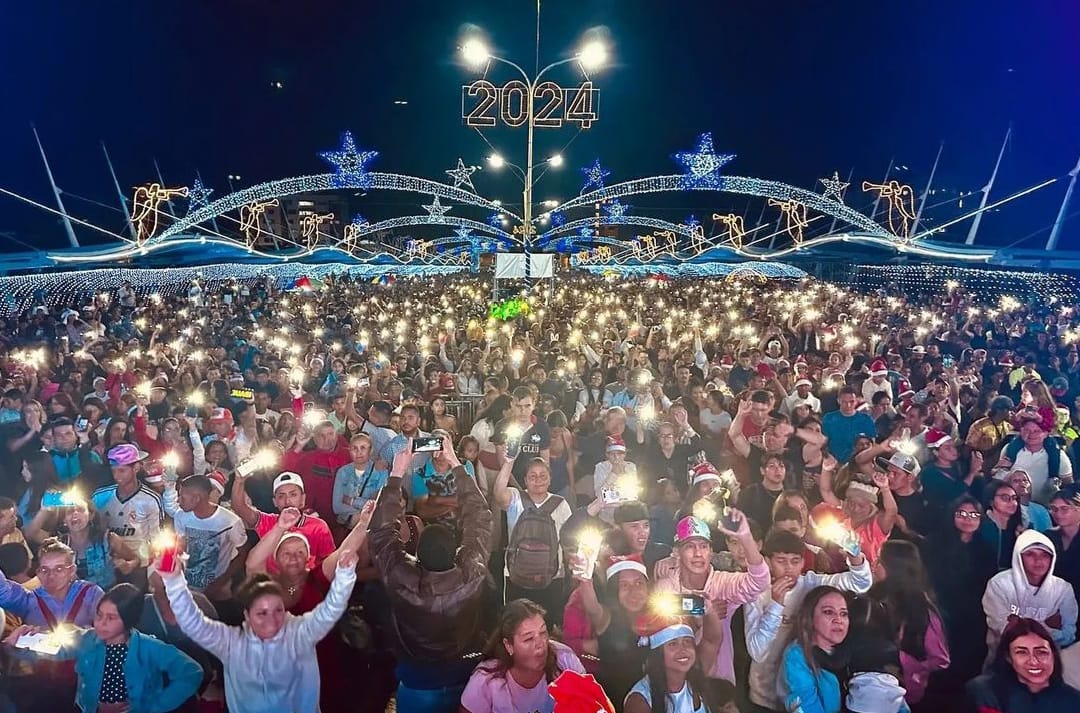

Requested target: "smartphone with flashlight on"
[
  {"left": 411, "top": 436, "right": 444, "bottom": 453},
  {"left": 680, "top": 594, "right": 706, "bottom": 616},
  {"left": 74, "top": 416, "right": 89, "bottom": 433}
]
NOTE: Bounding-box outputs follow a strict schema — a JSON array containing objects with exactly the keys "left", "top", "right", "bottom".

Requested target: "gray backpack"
[{"left": 506, "top": 494, "right": 563, "bottom": 589}]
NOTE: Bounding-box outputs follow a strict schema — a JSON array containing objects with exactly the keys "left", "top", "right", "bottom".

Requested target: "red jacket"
[{"left": 282, "top": 440, "right": 350, "bottom": 521}]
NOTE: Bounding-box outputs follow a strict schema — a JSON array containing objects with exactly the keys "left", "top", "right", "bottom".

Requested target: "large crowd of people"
[{"left": 0, "top": 271, "right": 1078, "bottom": 713}]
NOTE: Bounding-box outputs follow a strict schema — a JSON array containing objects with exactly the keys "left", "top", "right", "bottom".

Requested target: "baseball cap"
[
  {"left": 875, "top": 451, "right": 920, "bottom": 475},
  {"left": 674, "top": 516, "right": 711, "bottom": 545},
  {"left": 207, "top": 407, "right": 233, "bottom": 424},
  {"left": 207, "top": 470, "right": 227, "bottom": 495},
  {"left": 272, "top": 471, "right": 305, "bottom": 493},
  {"left": 107, "top": 443, "right": 149, "bottom": 467}
]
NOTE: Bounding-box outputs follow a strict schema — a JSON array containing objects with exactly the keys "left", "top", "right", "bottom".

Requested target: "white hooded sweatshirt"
[{"left": 982, "top": 529, "right": 1078, "bottom": 659}]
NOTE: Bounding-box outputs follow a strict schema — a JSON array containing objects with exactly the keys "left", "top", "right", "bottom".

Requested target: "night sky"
[{"left": 1, "top": 1, "right": 1077, "bottom": 251}]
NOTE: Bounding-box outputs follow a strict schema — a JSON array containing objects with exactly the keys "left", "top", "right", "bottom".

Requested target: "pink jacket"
[
  {"left": 900, "top": 611, "right": 950, "bottom": 704},
  {"left": 655, "top": 560, "right": 771, "bottom": 681}
]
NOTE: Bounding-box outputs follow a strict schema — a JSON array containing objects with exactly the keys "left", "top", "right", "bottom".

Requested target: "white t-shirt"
[
  {"left": 172, "top": 505, "right": 247, "bottom": 590},
  {"left": 1013, "top": 446, "right": 1074, "bottom": 504},
  {"left": 699, "top": 408, "right": 732, "bottom": 436},
  {"left": 626, "top": 677, "right": 708, "bottom": 713}
]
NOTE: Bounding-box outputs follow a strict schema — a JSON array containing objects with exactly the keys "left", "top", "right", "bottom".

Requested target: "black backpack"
[{"left": 506, "top": 494, "right": 563, "bottom": 589}]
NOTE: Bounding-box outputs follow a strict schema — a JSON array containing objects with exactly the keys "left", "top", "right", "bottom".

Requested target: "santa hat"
[
  {"left": 910, "top": 345, "right": 926, "bottom": 355},
  {"left": 606, "top": 554, "right": 648, "bottom": 581},
  {"left": 756, "top": 363, "right": 776, "bottom": 379},
  {"left": 998, "top": 355, "right": 1014, "bottom": 368},
  {"left": 870, "top": 359, "right": 888, "bottom": 376},
  {"left": 637, "top": 621, "right": 696, "bottom": 650},
  {"left": 897, "top": 379, "right": 915, "bottom": 400},
  {"left": 719, "top": 355, "right": 734, "bottom": 368},
  {"left": 207, "top": 470, "right": 227, "bottom": 495},
  {"left": 605, "top": 435, "right": 626, "bottom": 453},
  {"left": 690, "top": 462, "right": 722, "bottom": 486},
  {"left": 925, "top": 428, "right": 952, "bottom": 449},
  {"left": 207, "top": 407, "right": 234, "bottom": 424},
  {"left": 142, "top": 460, "right": 165, "bottom": 484},
  {"left": 548, "top": 670, "right": 616, "bottom": 713},
  {"left": 795, "top": 378, "right": 814, "bottom": 389}
]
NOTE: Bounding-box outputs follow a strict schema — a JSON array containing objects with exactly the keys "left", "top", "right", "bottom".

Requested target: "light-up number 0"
[{"left": 462, "top": 81, "right": 598, "bottom": 129}]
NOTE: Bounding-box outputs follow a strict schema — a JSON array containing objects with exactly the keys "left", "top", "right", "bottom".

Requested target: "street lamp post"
[{"left": 462, "top": 39, "right": 605, "bottom": 277}]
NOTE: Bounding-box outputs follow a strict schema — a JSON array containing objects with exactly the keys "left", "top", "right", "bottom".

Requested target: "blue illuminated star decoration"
[
  {"left": 548, "top": 209, "right": 566, "bottom": 228},
  {"left": 486, "top": 211, "right": 503, "bottom": 229},
  {"left": 185, "top": 177, "right": 213, "bottom": 216},
  {"left": 319, "top": 131, "right": 378, "bottom": 189},
  {"left": 422, "top": 195, "right": 451, "bottom": 219},
  {"left": 579, "top": 159, "right": 612, "bottom": 194},
  {"left": 683, "top": 214, "right": 701, "bottom": 229},
  {"left": 446, "top": 158, "right": 478, "bottom": 193},
  {"left": 576, "top": 226, "right": 597, "bottom": 241},
  {"left": 674, "top": 132, "right": 736, "bottom": 190},
  {"left": 602, "top": 198, "right": 630, "bottom": 220},
  {"left": 453, "top": 227, "right": 473, "bottom": 242}
]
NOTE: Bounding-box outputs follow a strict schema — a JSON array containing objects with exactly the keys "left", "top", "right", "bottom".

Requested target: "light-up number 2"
[{"left": 463, "top": 80, "right": 498, "bottom": 127}]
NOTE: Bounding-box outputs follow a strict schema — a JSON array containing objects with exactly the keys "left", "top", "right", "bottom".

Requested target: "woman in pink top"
[
  {"left": 460, "top": 599, "right": 586, "bottom": 713},
  {"left": 870, "top": 541, "right": 950, "bottom": 705},
  {"left": 653, "top": 512, "right": 771, "bottom": 683}
]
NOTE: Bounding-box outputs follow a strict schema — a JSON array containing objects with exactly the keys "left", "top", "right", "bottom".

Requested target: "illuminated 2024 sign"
[{"left": 461, "top": 80, "right": 598, "bottom": 129}]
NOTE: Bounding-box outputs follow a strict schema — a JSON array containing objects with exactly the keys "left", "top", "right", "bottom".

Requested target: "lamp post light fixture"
[{"left": 460, "top": 31, "right": 606, "bottom": 272}]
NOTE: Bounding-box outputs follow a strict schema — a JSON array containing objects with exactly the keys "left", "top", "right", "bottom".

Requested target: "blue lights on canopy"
[{"left": 39, "top": 128, "right": 1010, "bottom": 269}]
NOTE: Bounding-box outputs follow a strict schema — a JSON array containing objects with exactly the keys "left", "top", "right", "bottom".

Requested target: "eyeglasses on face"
[
  {"left": 38, "top": 564, "right": 74, "bottom": 576},
  {"left": 954, "top": 510, "right": 982, "bottom": 520}
]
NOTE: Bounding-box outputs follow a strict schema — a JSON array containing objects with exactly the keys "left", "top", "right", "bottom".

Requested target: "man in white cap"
[{"left": 231, "top": 470, "right": 335, "bottom": 573}]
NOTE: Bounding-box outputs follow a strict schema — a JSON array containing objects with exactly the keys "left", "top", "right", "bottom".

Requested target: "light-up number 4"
[{"left": 462, "top": 81, "right": 598, "bottom": 129}]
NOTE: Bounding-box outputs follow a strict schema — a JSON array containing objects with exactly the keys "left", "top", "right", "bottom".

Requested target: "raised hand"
[
  {"left": 278, "top": 506, "right": 302, "bottom": 530},
  {"left": 337, "top": 549, "right": 359, "bottom": 570}
]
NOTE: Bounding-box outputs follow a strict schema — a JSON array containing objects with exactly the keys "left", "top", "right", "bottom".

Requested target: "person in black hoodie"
[
  {"left": 966, "top": 617, "right": 1080, "bottom": 713},
  {"left": 922, "top": 495, "right": 998, "bottom": 704}
]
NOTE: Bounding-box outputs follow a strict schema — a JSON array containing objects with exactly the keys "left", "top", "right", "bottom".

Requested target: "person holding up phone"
[{"left": 653, "top": 512, "right": 771, "bottom": 688}]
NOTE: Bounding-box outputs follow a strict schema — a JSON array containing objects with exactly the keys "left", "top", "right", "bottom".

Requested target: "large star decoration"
[
  {"left": 683, "top": 214, "right": 701, "bottom": 229},
  {"left": 453, "top": 227, "right": 473, "bottom": 242},
  {"left": 819, "top": 171, "right": 850, "bottom": 202},
  {"left": 577, "top": 226, "right": 596, "bottom": 240},
  {"left": 674, "top": 132, "right": 736, "bottom": 188},
  {"left": 580, "top": 159, "right": 612, "bottom": 194},
  {"left": 422, "top": 195, "right": 451, "bottom": 218},
  {"left": 320, "top": 131, "right": 378, "bottom": 189},
  {"left": 486, "top": 211, "right": 503, "bottom": 229},
  {"left": 603, "top": 198, "right": 630, "bottom": 220},
  {"left": 548, "top": 210, "right": 566, "bottom": 228},
  {"left": 185, "top": 177, "right": 213, "bottom": 216},
  {"left": 446, "top": 158, "right": 478, "bottom": 192}
]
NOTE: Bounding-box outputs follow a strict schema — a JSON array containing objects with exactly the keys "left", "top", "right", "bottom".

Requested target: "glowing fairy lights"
[
  {"left": 580, "top": 158, "right": 612, "bottom": 194},
  {"left": 239, "top": 199, "right": 279, "bottom": 246},
  {"left": 673, "top": 132, "right": 736, "bottom": 189},
  {"left": 185, "top": 177, "right": 214, "bottom": 215},
  {"left": 422, "top": 195, "right": 452, "bottom": 218},
  {"left": 713, "top": 213, "right": 746, "bottom": 249},
  {"left": 862, "top": 180, "right": 917, "bottom": 239},
  {"left": 131, "top": 183, "right": 189, "bottom": 244},
  {"left": 319, "top": 131, "right": 378, "bottom": 189},
  {"left": 768, "top": 198, "right": 810, "bottom": 245},
  {"left": 446, "top": 158, "right": 478, "bottom": 192},
  {"left": 819, "top": 171, "right": 850, "bottom": 202}
]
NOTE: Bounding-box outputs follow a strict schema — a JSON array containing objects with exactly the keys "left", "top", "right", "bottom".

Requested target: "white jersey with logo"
[{"left": 91, "top": 484, "right": 164, "bottom": 565}]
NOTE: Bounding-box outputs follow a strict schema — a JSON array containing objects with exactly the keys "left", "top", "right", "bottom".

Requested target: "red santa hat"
[
  {"left": 924, "top": 428, "right": 952, "bottom": 449},
  {"left": 870, "top": 359, "right": 888, "bottom": 376},
  {"left": 606, "top": 554, "right": 648, "bottom": 581},
  {"left": 756, "top": 363, "right": 776, "bottom": 380},
  {"left": 719, "top": 355, "right": 734, "bottom": 369},
  {"left": 207, "top": 470, "right": 228, "bottom": 495},
  {"left": 548, "top": 670, "right": 616, "bottom": 713},
  {"left": 606, "top": 435, "right": 627, "bottom": 453},
  {"left": 897, "top": 379, "right": 915, "bottom": 400},
  {"left": 690, "top": 462, "right": 723, "bottom": 486}
]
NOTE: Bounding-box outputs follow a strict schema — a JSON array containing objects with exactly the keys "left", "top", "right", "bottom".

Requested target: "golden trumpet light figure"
[
  {"left": 768, "top": 199, "right": 809, "bottom": 246},
  {"left": 240, "top": 199, "right": 280, "bottom": 247},
  {"left": 713, "top": 213, "right": 746, "bottom": 250},
  {"left": 862, "top": 180, "right": 917, "bottom": 239},
  {"left": 300, "top": 212, "right": 335, "bottom": 249},
  {"left": 687, "top": 224, "right": 707, "bottom": 254},
  {"left": 131, "top": 183, "right": 190, "bottom": 245}
]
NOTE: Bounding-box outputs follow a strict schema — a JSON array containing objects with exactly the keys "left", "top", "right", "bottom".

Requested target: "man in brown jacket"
[{"left": 370, "top": 436, "right": 494, "bottom": 712}]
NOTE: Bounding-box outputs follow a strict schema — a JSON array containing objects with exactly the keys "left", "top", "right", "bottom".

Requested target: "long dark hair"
[
  {"left": 869, "top": 540, "right": 938, "bottom": 660},
  {"left": 641, "top": 636, "right": 717, "bottom": 713},
  {"left": 983, "top": 479, "right": 1023, "bottom": 533},
  {"left": 991, "top": 618, "right": 1065, "bottom": 693},
  {"left": 477, "top": 394, "right": 512, "bottom": 428},
  {"left": 479, "top": 599, "right": 559, "bottom": 681},
  {"left": 20, "top": 450, "right": 60, "bottom": 515},
  {"left": 783, "top": 585, "right": 849, "bottom": 677}
]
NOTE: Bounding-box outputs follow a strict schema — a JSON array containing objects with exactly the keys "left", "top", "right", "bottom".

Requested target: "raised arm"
[
  {"left": 160, "top": 560, "right": 233, "bottom": 660},
  {"left": 492, "top": 456, "right": 515, "bottom": 511},
  {"left": 728, "top": 399, "right": 752, "bottom": 459},
  {"left": 0, "top": 566, "right": 32, "bottom": 619},
  {"left": 322, "top": 500, "right": 375, "bottom": 581},
  {"left": 368, "top": 448, "right": 411, "bottom": 576},
  {"left": 871, "top": 471, "right": 898, "bottom": 535},
  {"left": 294, "top": 554, "right": 358, "bottom": 646},
  {"left": 230, "top": 468, "right": 261, "bottom": 529},
  {"left": 451, "top": 444, "right": 494, "bottom": 574}
]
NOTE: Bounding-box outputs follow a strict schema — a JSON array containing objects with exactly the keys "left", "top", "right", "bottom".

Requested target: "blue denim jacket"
[{"left": 64, "top": 629, "right": 201, "bottom": 713}]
